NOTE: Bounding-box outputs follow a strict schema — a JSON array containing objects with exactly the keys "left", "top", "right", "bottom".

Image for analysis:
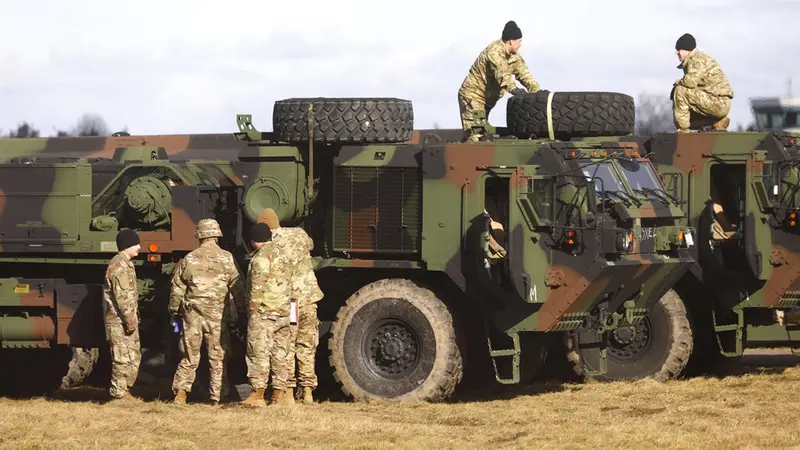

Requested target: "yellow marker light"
[{"left": 149, "top": 243, "right": 159, "bottom": 253}]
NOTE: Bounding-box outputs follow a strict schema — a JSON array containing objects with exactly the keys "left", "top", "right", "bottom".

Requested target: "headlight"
[{"left": 616, "top": 230, "right": 633, "bottom": 253}]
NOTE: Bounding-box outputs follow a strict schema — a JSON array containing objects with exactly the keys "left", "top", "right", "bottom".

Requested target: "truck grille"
[{"left": 333, "top": 166, "right": 420, "bottom": 254}]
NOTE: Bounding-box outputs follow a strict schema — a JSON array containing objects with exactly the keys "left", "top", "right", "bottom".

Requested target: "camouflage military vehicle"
[
  {"left": 638, "top": 129, "right": 800, "bottom": 368},
  {"left": 0, "top": 92, "right": 695, "bottom": 401}
]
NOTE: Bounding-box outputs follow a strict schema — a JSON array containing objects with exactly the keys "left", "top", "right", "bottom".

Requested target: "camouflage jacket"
[
  {"left": 676, "top": 49, "right": 733, "bottom": 98},
  {"left": 458, "top": 39, "right": 540, "bottom": 104},
  {"left": 247, "top": 243, "right": 293, "bottom": 316},
  {"left": 169, "top": 240, "right": 245, "bottom": 323},
  {"left": 102, "top": 251, "right": 139, "bottom": 332},
  {"left": 271, "top": 227, "right": 324, "bottom": 306}
]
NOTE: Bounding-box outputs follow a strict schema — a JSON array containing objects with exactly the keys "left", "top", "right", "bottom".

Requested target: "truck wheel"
[
  {"left": 506, "top": 91, "right": 635, "bottom": 140},
  {"left": 272, "top": 97, "right": 414, "bottom": 144},
  {"left": 328, "top": 278, "right": 463, "bottom": 402},
  {"left": 565, "top": 289, "right": 693, "bottom": 381}
]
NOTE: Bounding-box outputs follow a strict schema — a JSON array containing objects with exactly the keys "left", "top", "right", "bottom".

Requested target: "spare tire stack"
[
  {"left": 272, "top": 97, "right": 415, "bottom": 144},
  {"left": 506, "top": 91, "right": 636, "bottom": 140}
]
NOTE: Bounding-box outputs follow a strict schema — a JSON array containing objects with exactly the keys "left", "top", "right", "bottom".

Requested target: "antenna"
[{"left": 788, "top": 76, "right": 793, "bottom": 97}]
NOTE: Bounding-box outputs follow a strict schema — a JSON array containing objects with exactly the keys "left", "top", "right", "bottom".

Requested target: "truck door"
[{"left": 505, "top": 165, "right": 553, "bottom": 304}]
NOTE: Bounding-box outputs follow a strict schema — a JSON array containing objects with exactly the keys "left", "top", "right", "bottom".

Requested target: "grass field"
[{"left": 2, "top": 351, "right": 800, "bottom": 449}]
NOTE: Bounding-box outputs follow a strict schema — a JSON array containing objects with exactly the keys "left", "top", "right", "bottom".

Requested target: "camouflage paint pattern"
[
  {"left": 0, "top": 116, "right": 695, "bottom": 389},
  {"left": 641, "top": 130, "right": 800, "bottom": 349}
]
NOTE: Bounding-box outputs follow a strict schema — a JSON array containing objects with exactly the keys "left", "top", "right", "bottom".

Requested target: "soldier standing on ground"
[
  {"left": 169, "top": 219, "right": 245, "bottom": 405},
  {"left": 672, "top": 33, "right": 734, "bottom": 133},
  {"left": 241, "top": 222, "right": 295, "bottom": 407},
  {"left": 258, "top": 208, "right": 323, "bottom": 404},
  {"left": 458, "top": 20, "right": 542, "bottom": 142},
  {"left": 103, "top": 229, "right": 142, "bottom": 401}
]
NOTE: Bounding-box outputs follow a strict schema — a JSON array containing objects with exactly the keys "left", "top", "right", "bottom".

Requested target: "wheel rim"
[
  {"left": 608, "top": 317, "right": 653, "bottom": 362},
  {"left": 362, "top": 317, "right": 421, "bottom": 380}
]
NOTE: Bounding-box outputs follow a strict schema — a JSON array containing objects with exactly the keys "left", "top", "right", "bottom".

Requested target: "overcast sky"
[{"left": 1, "top": 0, "right": 798, "bottom": 136}]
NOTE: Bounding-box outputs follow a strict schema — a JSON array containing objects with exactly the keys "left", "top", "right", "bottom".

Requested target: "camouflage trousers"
[
  {"left": 287, "top": 303, "right": 320, "bottom": 389},
  {"left": 246, "top": 313, "right": 292, "bottom": 391},
  {"left": 106, "top": 321, "right": 141, "bottom": 398},
  {"left": 458, "top": 91, "right": 499, "bottom": 142},
  {"left": 171, "top": 309, "right": 231, "bottom": 402},
  {"left": 673, "top": 85, "right": 731, "bottom": 131}
]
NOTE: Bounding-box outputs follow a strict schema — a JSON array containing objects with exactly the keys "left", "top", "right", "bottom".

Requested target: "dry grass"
[{"left": 3, "top": 352, "right": 800, "bottom": 449}]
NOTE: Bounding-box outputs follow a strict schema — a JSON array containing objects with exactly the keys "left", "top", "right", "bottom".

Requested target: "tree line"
[
  {"left": 3, "top": 95, "right": 754, "bottom": 138},
  {"left": 1, "top": 113, "right": 126, "bottom": 138}
]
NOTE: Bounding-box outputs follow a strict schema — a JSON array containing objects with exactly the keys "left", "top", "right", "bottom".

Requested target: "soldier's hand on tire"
[
  {"left": 510, "top": 87, "right": 527, "bottom": 96},
  {"left": 538, "top": 89, "right": 551, "bottom": 95}
]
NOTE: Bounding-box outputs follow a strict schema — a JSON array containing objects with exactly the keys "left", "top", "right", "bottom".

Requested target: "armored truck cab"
[
  {"left": 0, "top": 93, "right": 696, "bottom": 401},
  {"left": 646, "top": 130, "right": 800, "bottom": 365}
]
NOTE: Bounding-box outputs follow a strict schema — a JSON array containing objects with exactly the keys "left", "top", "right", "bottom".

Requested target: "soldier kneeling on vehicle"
[{"left": 671, "top": 33, "right": 734, "bottom": 133}]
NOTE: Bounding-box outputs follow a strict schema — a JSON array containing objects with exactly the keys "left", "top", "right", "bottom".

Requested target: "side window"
[{"left": 530, "top": 178, "right": 556, "bottom": 225}]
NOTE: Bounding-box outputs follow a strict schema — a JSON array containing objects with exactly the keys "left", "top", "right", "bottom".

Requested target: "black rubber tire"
[
  {"left": 272, "top": 97, "right": 414, "bottom": 144},
  {"left": 328, "top": 278, "right": 463, "bottom": 402},
  {"left": 507, "top": 91, "right": 635, "bottom": 139},
  {"left": 565, "top": 289, "right": 693, "bottom": 382}
]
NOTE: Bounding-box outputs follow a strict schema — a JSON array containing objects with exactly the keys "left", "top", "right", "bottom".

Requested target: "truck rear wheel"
[
  {"left": 272, "top": 97, "right": 414, "bottom": 144},
  {"left": 566, "top": 289, "right": 693, "bottom": 381},
  {"left": 328, "top": 278, "right": 463, "bottom": 402}
]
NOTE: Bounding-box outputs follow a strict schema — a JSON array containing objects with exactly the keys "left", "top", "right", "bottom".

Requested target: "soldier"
[
  {"left": 169, "top": 219, "right": 245, "bottom": 405},
  {"left": 241, "top": 222, "right": 295, "bottom": 407},
  {"left": 257, "top": 208, "right": 323, "bottom": 404},
  {"left": 458, "top": 20, "right": 542, "bottom": 142},
  {"left": 672, "top": 33, "right": 734, "bottom": 133},
  {"left": 102, "top": 229, "right": 142, "bottom": 401},
  {"left": 257, "top": 208, "right": 324, "bottom": 404}
]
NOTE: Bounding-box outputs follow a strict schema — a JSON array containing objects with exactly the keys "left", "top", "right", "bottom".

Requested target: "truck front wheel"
[{"left": 565, "top": 289, "right": 693, "bottom": 382}]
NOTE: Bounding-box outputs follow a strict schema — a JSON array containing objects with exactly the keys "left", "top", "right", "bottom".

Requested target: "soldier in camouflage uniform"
[
  {"left": 257, "top": 208, "right": 323, "bottom": 405},
  {"left": 169, "top": 219, "right": 245, "bottom": 405},
  {"left": 672, "top": 33, "right": 734, "bottom": 133},
  {"left": 458, "top": 20, "right": 542, "bottom": 142},
  {"left": 102, "top": 229, "right": 142, "bottom": 401},
  {"left": 241, "top": 221, "right": 295, "bottom": 407}
]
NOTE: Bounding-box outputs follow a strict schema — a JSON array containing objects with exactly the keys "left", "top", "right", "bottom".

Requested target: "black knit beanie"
[
  {"left": 249, "top": 223, "right": 272, "bottom": 243},
  {"left": 675, "top": 33, "right": 696, "bottom": 51},
  {"left": 502, "top": 21, "right": 522, "bottom": 41},
  {"left": 116, "top": 229, "right": 140, "bottom": 251}
]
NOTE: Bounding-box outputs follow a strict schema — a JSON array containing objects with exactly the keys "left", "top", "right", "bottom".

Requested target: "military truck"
[
  {"left": 0, "top": 93, "right": 695, "bottom": 401},
  {"left": 635, "top": 129, "right": 800, "bottom": 369}
]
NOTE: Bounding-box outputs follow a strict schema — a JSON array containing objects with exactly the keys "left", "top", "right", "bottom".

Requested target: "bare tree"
[
  {"left": 71, "top": 113, "right": 110, "bottom": 137},
  {"left": 635, "top": 93, "right": 674, "bottom": 135},
  {"left": 3, "top": 122, "right": 40, "bottom": 138}
]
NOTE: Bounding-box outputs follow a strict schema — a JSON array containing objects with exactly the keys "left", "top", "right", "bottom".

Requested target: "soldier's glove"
[
  {"left": 537, "top": 89, "right": 550, "bottom": 95},
  {"left": 669, "top": 85, "right": 676, "bottom": 101},
  {"left": 510, "top": 87, "right": 527, "bottom": 96}
]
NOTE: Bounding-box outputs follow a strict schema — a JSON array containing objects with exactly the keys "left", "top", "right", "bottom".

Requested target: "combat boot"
[
  {"left": 173, "top": 390, "right": 187, "bottom": 405},
  {"left": 712, "top": 116, "right": 730, "bottom": 131},
  {"left": 242, "top": 388, "right": 266, "bottom": 408},
  {"left": 301, "top": 387, "right": 314, "bottom": 405}
]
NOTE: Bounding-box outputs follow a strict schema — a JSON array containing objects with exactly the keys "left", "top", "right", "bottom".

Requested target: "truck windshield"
[
  {"left": 617, "top": 159, "right": 669, "bottom": 202},
  {"left": 578, "top": 161, "right": 626, "bottom": 193}
]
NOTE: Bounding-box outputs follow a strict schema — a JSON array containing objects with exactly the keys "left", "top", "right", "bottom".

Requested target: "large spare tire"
[
  {"left": 507, "top": 91, "right": 635, "bottom": 139},
  {"left": 273, "top": 97, "right": 414, "bottom": 144}
]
